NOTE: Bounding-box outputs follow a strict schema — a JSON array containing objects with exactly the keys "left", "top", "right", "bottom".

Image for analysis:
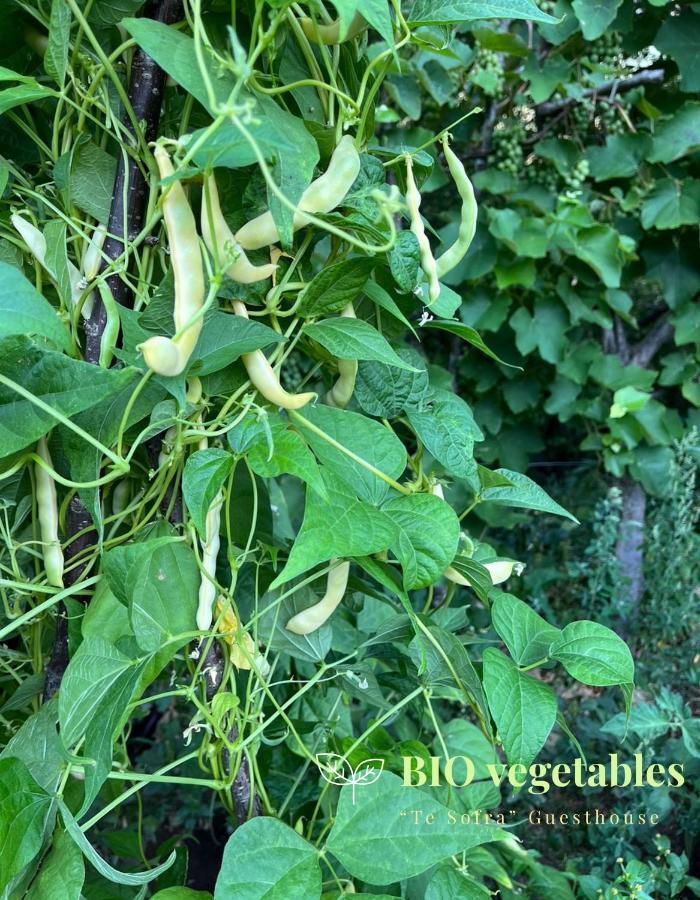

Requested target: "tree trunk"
[{"left": 615, "top": 477, "right": 646, "bottom": 625}]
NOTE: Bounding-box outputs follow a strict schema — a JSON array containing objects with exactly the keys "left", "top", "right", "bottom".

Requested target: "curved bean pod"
[
  {"left": 234, "top": 135, "right": 360, "bottom": 250},
  {"left": 298, "top": 11, "right": 367, "bottom": 44},
  {"left": 232, "top": 301, "right": 316, "bottom": 409},
  {"left": 286, "top": 559, "right": 350, "bottom": 634},
  {"left": 35, "top": 436, "right": 63, "bottom": 588},
  {"left": 201, "top": 173, "right": 277, "bottom": 283},
  {"left": 435, "top": 135, "right": 477, "bottom": 279},
  {"left": 404, "top": 155, "right": 440, "bottom": 305}
]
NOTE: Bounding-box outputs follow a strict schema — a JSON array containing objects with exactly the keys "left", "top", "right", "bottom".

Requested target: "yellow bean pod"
[
  {"left": 139, "top": 146, "right": 205, "bottom": 378},
  {"left": 233, "top": 301, "right": 316, "bottom": 409},
  {"left": 298, "top": 11, "right": 367, "bottom": 44},
  {"left": 435, "top": 135, "right": 477, "bottom": 279},
  {"left": 36, "top": 436, "right": 63, "bottom": 588},
  {"left": 286, "top": 559, "right": 350, "bottom": 634},
  {"left": 235, "top": 135, "right": 361, "bottom": 250},
  {"left": 201, "top": 174, "right": 277, "bottom": 283}
]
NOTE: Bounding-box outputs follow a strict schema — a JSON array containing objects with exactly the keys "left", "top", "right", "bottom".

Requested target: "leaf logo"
[{"left": 315, "top": 753, "right": 384, "bottom": 805}]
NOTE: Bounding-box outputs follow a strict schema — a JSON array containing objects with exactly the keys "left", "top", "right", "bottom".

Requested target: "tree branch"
[
  {"left": 630, "top": 316, "right": 674, "bottom": 368},
  {"left": 536, "top": 68, "right": 665, "bottom": 117}
]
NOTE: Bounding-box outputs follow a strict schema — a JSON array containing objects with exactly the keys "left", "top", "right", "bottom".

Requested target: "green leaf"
[
  {"left": 152, "top": 890, "right": 212, "bottom": 900},
  {"left": 647, "top": 102, "right": 700, "bottom": 163},
  {"left": 0, "top": 262, "right": 70, "bottom": 351},
  {"left": 129, "top": 542, "right": 200, "bottom": 652},
  {"left": 182, "top": 449, "right": 235, "bottom": 538},
  {"left": 298, "top": 258, "right": 375, "bottom": 317},
  {"left": 243, "top": 415, "right": 326, "bottom": 498},
  {"left": 384, "top": 493, "right": 460, "bottom": 588},
  {"left": 570, "top": 224, "right": 625, "bottom": 288},
  {"left": 325, "top": 771, "right": 505, "bottom": 884},
  {"left": 355, "top": 351, "right": 431, "bottom": 418},
  {"left": 655, "top": 10, "right": 700, "bottom": 93},
  {"left": 0, "top": 339, "right": 134, "bottom": 458},
  {"left": 59, "top": 799, "right": 176, "bottom": 887},
  {"left": 214, "top": 817, "right": 321, "bottom": 899},
  {"left": 407, "top": 388, "right": 482, "bottom": 478},
  {"left": 294, "top": 405, "right": 407, "bottom": 505},
  {"left": 363, "top": 280, "right": 417, "bottom": 335},
  {"left": 585, "top": 134, "right": 652, "bottom": 181},
  {"left": 409, "top": 626, "right": 490, "bottom": 724},
  {"left": 408, "top": 0, "right": 558, "bottom": 25},
  {"left": 0, "top": 700, "right": 64, "bottom": 792},
  {"left": 269, "top": 471, "right": 396, "bottom": 588},
  {"left": 0, "top": 83, "right": 53, "bottom": 117},
  {"left": 304, "top": 317, "right": 416, "bottom": 371},
  {"left": 426, "top": 866, "right": 492, "bottom": 899},
  {"left": 482, "top": 648, "right": 557, "bottom": 767},
  {"left": 609, "top": 386, "right": 651, "bottom": 418},
  {"left": 69, "top": 141, "right": 116, "bottom": 224},
  {"left": 491, "top": 592, "right": 561, "bottom": 667},
  {"left": 388, "top": 230, "right": 421, "bottom": 292},
  {"left": 640, "top": 178, "right": 700, "bottom": 231},
  {"left": 191, "top": 311, "right": 282, "bottom": 376},
  {"left": 423, "top": 319, "right": 520, "bottom": 368},
  {"left": 44, "top": 0, "right": 71, "bottom": 86},
  {"left": 26, "top": 828, "right": 84, "bottom": 900},
  {"left": 549, "top": 621, "right": 634, "bottom": 686},
  {"left": 571, "top": 0, "right": 622, "bottom": 39},
  {"left": 480, "top": 468, "right": 579, "bottom": 522},
  {"left": 0, "top": 758, "right": 52, "bottom": 893},
  {"left": 58, "top": 635, "right": 140, "bottom": 749}
]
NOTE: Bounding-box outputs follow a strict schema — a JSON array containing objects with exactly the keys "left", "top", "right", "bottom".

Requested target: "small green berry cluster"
[
  {"left": 524, "top": 159, "right": 558, "bottom": 192},
  {"left": 492, "top": 119, "right": 526, "bottom": 174},
  {"left": 471, "top": 46, "right": 504, "bottom": 96},
  {"left": 583, "top": 31, "right": 623, "bottom": 68},
  {"left": 597, "top": 99, "right": 627, "bottom": 135},
  {"left": 564, "top": 158, "right": 590, "bottom": 197},
  {"left": 538, "top": 0, "right": 555, "bottom": 11},
  {"left": 569, "top": 95, "right": 596, "bottom": 132}
]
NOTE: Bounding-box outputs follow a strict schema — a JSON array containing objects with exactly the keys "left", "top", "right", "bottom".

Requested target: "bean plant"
[{"left": 0, "top": 0, "right": 641, "bottom": 897}]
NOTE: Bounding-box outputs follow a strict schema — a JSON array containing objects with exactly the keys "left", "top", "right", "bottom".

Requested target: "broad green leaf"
[
  {"left": 355, "top": 351, "right": 431, "bottom": 418},
  {"left": 426, "top": 866, "right": 491, "bottom": 899},
  {"left": 0, "top": 338, "right": 134, "bottom": 458},
  {"left": 269, "top": 471, "right": 396, "bottom": 588},
  {"left": 571, "top": 0, "right": 622, "bottom": 39},
  {"left": 363, "top": 280, "right": 417, "bottom": 334},
  {"left": 214, "top": 817, "right": 321, "bottom": 900},
  {"left": 26, "top": 828, "right": 84, "bottom": 900},
  {"left": 58, "top": 635, "right": 141, "bottom": 749},
  {"left": 0, "top": 758, "right": 52, "bottom": 893},
  {"left": 325, "top": 771, "right": 505, "bottom": 884},
  {"left": 298, "top": 259, "right": 375, "bottom": 317},
  {"left": 640, "top": 178, "right": 700, "bottom": 231},
  {"left": 549, "top": 621, "right": 634, "bottom": 686},
  {"left": 0, "top": 262, "right": 70, "bottom": 351},
  {"left": 152, "top": 890, "right": 212, "bottom": 900},
  {"left": 182, "top": 449, "right": 235, "bottom": 538},
  {"left": 304, "top": 317, "right": 416, "bottom": 371},
  {"left": 384, "top": 492, "right": 460, "bottom": 588},
  {"left": 0, "top": 83, "right": 53, "bottom": 117},
  {"left": 408, "top": 0, "right": 557, "bottom": 23},
  {"left": 407, "top": 389, "right": 482, "bottom": 478},
  {"left": 491, "top": 592, "right": 561, "bottom": 667},
  {"left": 567, "top": 224, "right": 625, "bottom": 288},
  {"left": 190, "top": 311, "right": 282, "bottom": 377},
  {"left": 442, "top": 719, "right": 497, "bottom": 782},
  {"left": 482, "top": 648, "right": 557, "bottom": 767},
  {"left": 655, "top": 9, "right": 700, "bottom": 92},
  {"left": 129, "top": 542, "right": 200, "bottom": 651},
  {"left": 585, "top": 134, "right": 652, "bottom": 181},
  {"left": 69, "top": 141, "right": 115, "bottom": 224},
  {"left": 0, "top": 700, "right": 64, "bottom": 792},
  {"left": 480, "top": 468, "right": 578, "bottom": 522},
  {"left": 423, "top": 319, "right": 520, "bottom": 368},
  {"left": 59, "top": 799, "right": 176, "bottom": 887},
  {"left": 647, "top": 102, "right": 700, "bottom": 163},
  {"left": 242, "top": 415, "right": 326, "bottom": 498},
  {"left": 294, "top": 405, "right": 407, "bottom": 505}
]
